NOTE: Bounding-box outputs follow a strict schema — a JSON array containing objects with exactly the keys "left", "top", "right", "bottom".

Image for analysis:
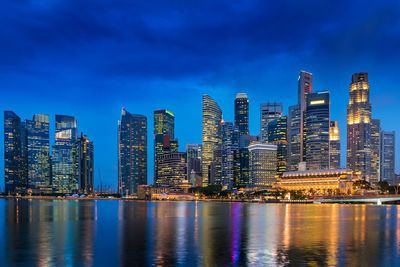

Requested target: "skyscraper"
[
  {"left": 298, "top": 71, "right": 313, "bottom": 161},
  {"left": 267, "top": 116, "right": 288, "bottom": 176},
  {"left": 186, "top": 144, "right": 202, "bottom": 182},
  {"left": 260, "top": 102, "right": 282, "bottom": 142},
  {"left": 221, "top": 121, "right": 239, "bottom": 188},
  {"left": 380, "top": 131, "right": 395, "bottom": 185},
  {"left": 234, "top": 93, "right": 249, "bottom": 136},
  {"left": 248, "top": 143, "right": 277, "bottom": 187},
  {"left": 118, "top": 108, "right": 147, "bottom": 195},
  {"left": 202, "top": 95, "right": 222, "bottom": 186},
  {"left": 26, "top": 114, "right": 51, "bottom": 192},
  {"left": 156, "top": 152, "right": 187, "bottom": 187},
  {"left": 79, "top": 133, "right": 94, "bottom": 194},
  {"left": 347, "top": 73, "right": 372, "bottom": 181},
  {"left": 370, "top": 119, "right": 381, "bottom": 185},
  {"left": 329, "top": 121, "right": 341, "bottom": 169},
  {"left": 305, "top": 91, "right": 330, "bottom": 170},
  {"left": 4, "top": 111, "right": 27, "bottom": 193},
  {"left": 288, "top": 104, "right": 301, "bottom": 171},
  {"left": 52, "top": 115, "right": 80, "bottom": 193},
  {"left": 154, "top": 109, "right": 177, "bottom": 184}
]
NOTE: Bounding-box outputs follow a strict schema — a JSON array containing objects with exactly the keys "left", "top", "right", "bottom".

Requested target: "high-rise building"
[
  {"left": 118, "top": 108, "right": 147, "bottom": 195},
  {"left": 154, "top": 109, "right": 177, "bottom": 184},
  {"left": 267, "top": 116, "right": 288, "bottom": 176},
  {"left": 329, "top": 121, "right": 341, "bottom": 169},
  {"left": 288, "top": 104, "right": 301, "bottom": 171},
  {"left": 4, "top": 111, "right": 27, "bottom": 193},
  {"left": 370, "top": 119, "right": 381, "bottom": 185},
  {"left": 234, "top": 93, "right": 249, "bottom": 136},
  {"left": 347, "top": 73, "right": 372, "bottom": 181},
  {"left": 380, "top": 131, "right": 395, "bottom": 185},
  {"left": 233, "top": 148, "right": 249, "bottom": 188},
  {"left": 260, "top": 103, "right": 282, "bottom": 142},
  {"left": 202, "top": 95, "right": 222, "bottom": 186},
  {"left": 52, "top": 115, "right": 80, "bottom": 193},
  {"left": 79, "top": 133, "right": 94, "bottom": 194},
  {"left": 305, "top": 91, "right": 330, "bottom": 170},
  {"left": 186, "top": 144, "right": 202, "bottom": 182},
  {"left": 248, "top": 143, "right": 277, "bottom": 187},
  {"left": 221, "top": 121, "right": 239, "bottom": 188},
  {"left": 26, "top": 114, "right": 51, "bottom": 192},
  {"left": 210, "top": 148, "right": 222, "bottom": 185},
  {"left": 156, "top": 152, "right": 187, "bottom": 187},
  {"left": 298, "top": 71, "right": 313, "bottom": 161}
]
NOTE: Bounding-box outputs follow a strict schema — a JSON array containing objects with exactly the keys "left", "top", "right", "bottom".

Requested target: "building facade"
[
  {"left": 4, "top": 111, "right": 26, "bottom": 193},
  {"left": 186, "top": 144, "right": 202, "bottom": 183},
  {"left": 79, "top": 133, "right": 94, "bottom": 194},
  {"left": 26, "top": 114, "right": 51, "bottom": 192},
  {"left": 370, "top": 119, "right": 381, "bottom": 185},
  {"left": 154, "top": 109, "right": 177, "bottom": 184},
  {"left": 260, "top": 102, "right": 282, "bottom": 143},
  {"left": 329, "top": 121, "right": 341, "bottom": 169},
  {"left": 380, "top": 131, "right": 395, "bottom": 185},
  {"left": 118, "top": 108, "right": 147, "bottom": 195},
  {"left": 288, "top": 104, "right": 301, "bottom": 171},
  {"left": 304, "top": 91, "right": 330, "bottom": 170},
  {"left": 234, "top": 93, "right": 249, "bottom": 136},
  {"left": 248, "top": 143, "right": 277, "bottom": 187},
  {"left": 347, "top": 73, "right": 372, "bottom": 181},
  {"left": 298, "top": 71, "right": 313, "bottom": 163},
  {"left": 221, "top": 121, "right": 239, "bottom": 189},
  {"left": 267, "top": 116, "right": 288, "bottom": 176},
  {"left": 156, "top": 152, "right": 187, "bottom": 187},
  {"left": 202, "top": 95, "right": 222, "bottom": 186},
  {"left": 52, "top": 115, "right": 80, "bottom": 193}
]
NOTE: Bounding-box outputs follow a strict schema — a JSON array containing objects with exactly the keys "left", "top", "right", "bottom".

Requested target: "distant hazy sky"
[{"left": 1, "top": 0, "right": 400, "bottom": 188}]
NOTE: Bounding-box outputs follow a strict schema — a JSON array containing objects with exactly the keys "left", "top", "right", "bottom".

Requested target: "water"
[{"left": 0, "top": 199, "right": 399, "bottom": 266}]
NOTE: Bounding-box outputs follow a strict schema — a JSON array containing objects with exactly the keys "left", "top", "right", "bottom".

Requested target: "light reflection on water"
[{"left": 0, "top": 199, "right": 400, "bottom": 266}]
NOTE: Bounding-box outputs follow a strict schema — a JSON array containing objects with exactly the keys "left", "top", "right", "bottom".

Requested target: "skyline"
[{"left": 2, "top": 0, "right": 400, "bottom": 188}]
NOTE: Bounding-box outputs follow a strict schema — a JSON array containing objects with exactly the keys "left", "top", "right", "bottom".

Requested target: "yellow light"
[{"left": 310, "top": 100, "right": 325, "bottom": 105}]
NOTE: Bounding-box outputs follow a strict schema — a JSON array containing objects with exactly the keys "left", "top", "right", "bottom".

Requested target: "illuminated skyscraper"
[
  {"left": 202, "top": 95, "right": 222, "bottom": 186},
  {"left": 380, "top": 131, "right": 395, "bottom": 185},
  {"left": 288, "top": 104, "right": 301, "bottom": 171},
  {"left": 298, "top": 71, "right": 313, "bottom": 160},
  {"left": 347, "top": 73, "right": 372, "bottom": 181},
  {"left": 52, "top": 115, "right": 80, "bottom": 193},
  {"left": 156, "top": 152, "right": 187, "bottom": 187},
  {"left": 233, "top": 148, "right": 249, "bottom": 188},
  {"left": 305, "top": 91, "right": 330, "bottom": 170},
  {"left": 26, "top": 114, "right": 51, "bottom": 192},
  {"left": 234, "top": 93, "right": 249, "bottom": 136},
  {"left": 118, "top": 108, "right": 147, "bottom": 195},
  {"left": 248, "top": 143, "right": 277, "bottom": 187},
  {"left": 79, "top": 133, "right": 94, "bottom": 194},
  {"left": 154, "top": 109, "right": 177, "bottom": 184},
  {"left": 4, "top": 111, "right": 27, "bottom": 193},
  {"left": 370, "top": 119, "right": 381, "bottom": 185},
  {"left": 186, "top": 144, "right": 202, "bottom": 182},
  {"left": 260, "top": 102, "right": 282, "bottom": 142},
  {"left": 267, "top": 116, "right": 288, "bottom": 176},
  {"left": 221, "top": 121, "right": 239, "bottom": 188},
  {"left": 329, "top": 121, "right": 341, "bottom": 169}
]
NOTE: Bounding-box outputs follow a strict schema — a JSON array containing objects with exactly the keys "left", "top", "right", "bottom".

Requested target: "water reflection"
[{"left": 2, "top": 199, "right": 400, "bottom": 266}]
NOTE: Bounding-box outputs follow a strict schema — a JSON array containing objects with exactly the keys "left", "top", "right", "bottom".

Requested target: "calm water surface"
[{"left": 0, "top": 199, "right": 399, "bottom": 266}]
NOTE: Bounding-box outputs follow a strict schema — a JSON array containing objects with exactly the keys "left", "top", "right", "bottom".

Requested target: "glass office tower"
[
  {"left": 79, "top": 133, "right": 94, "bottom": 194},
  {"left": 329, "top": 121, "right": 341, "bottom": 169},
  {"left": 267, "top": 116, "right": 288, "bottom": 176},
  {"left": 202, "top": 95, "right": 222, "bottom": 186},
  {"left": 380, "top": 131, "right": 395, "bottom": 185},
  {"left": 370, "top": 119, "right": 381, "bottom": 185},
  {"left": 52, "top": 115, "right": 79, "bottom": 193},
  {"left": 347, "top": 73, "right": 372, "bottom": 181},
  {"left": 234, "top": 93, "right": 249, "bottom": 136},
  {"left": 305, "top": 91, "right": 330, "bottom": 170},
  {"left": 288, "top": 104, "right": 301, "bottom": 171},
  {"left": 26, "top": 114, "right": 51, "bottom": 192},
  {"left": 4, "top": 111, "right": 27, "bottom": 193},
  {"left": 248, "top": 143, "right": 277, "bottom": 187},
  {"left": 260, "top": 102, "right": 282, "bottom": 143},
  {"left": 118, "top": 108, "right": 147, "bottom": 195}
]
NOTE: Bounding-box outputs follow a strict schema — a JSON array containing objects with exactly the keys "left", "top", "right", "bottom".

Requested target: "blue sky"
[{"left": 1, "top": 0, "right": 400, "bottom": 189}]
